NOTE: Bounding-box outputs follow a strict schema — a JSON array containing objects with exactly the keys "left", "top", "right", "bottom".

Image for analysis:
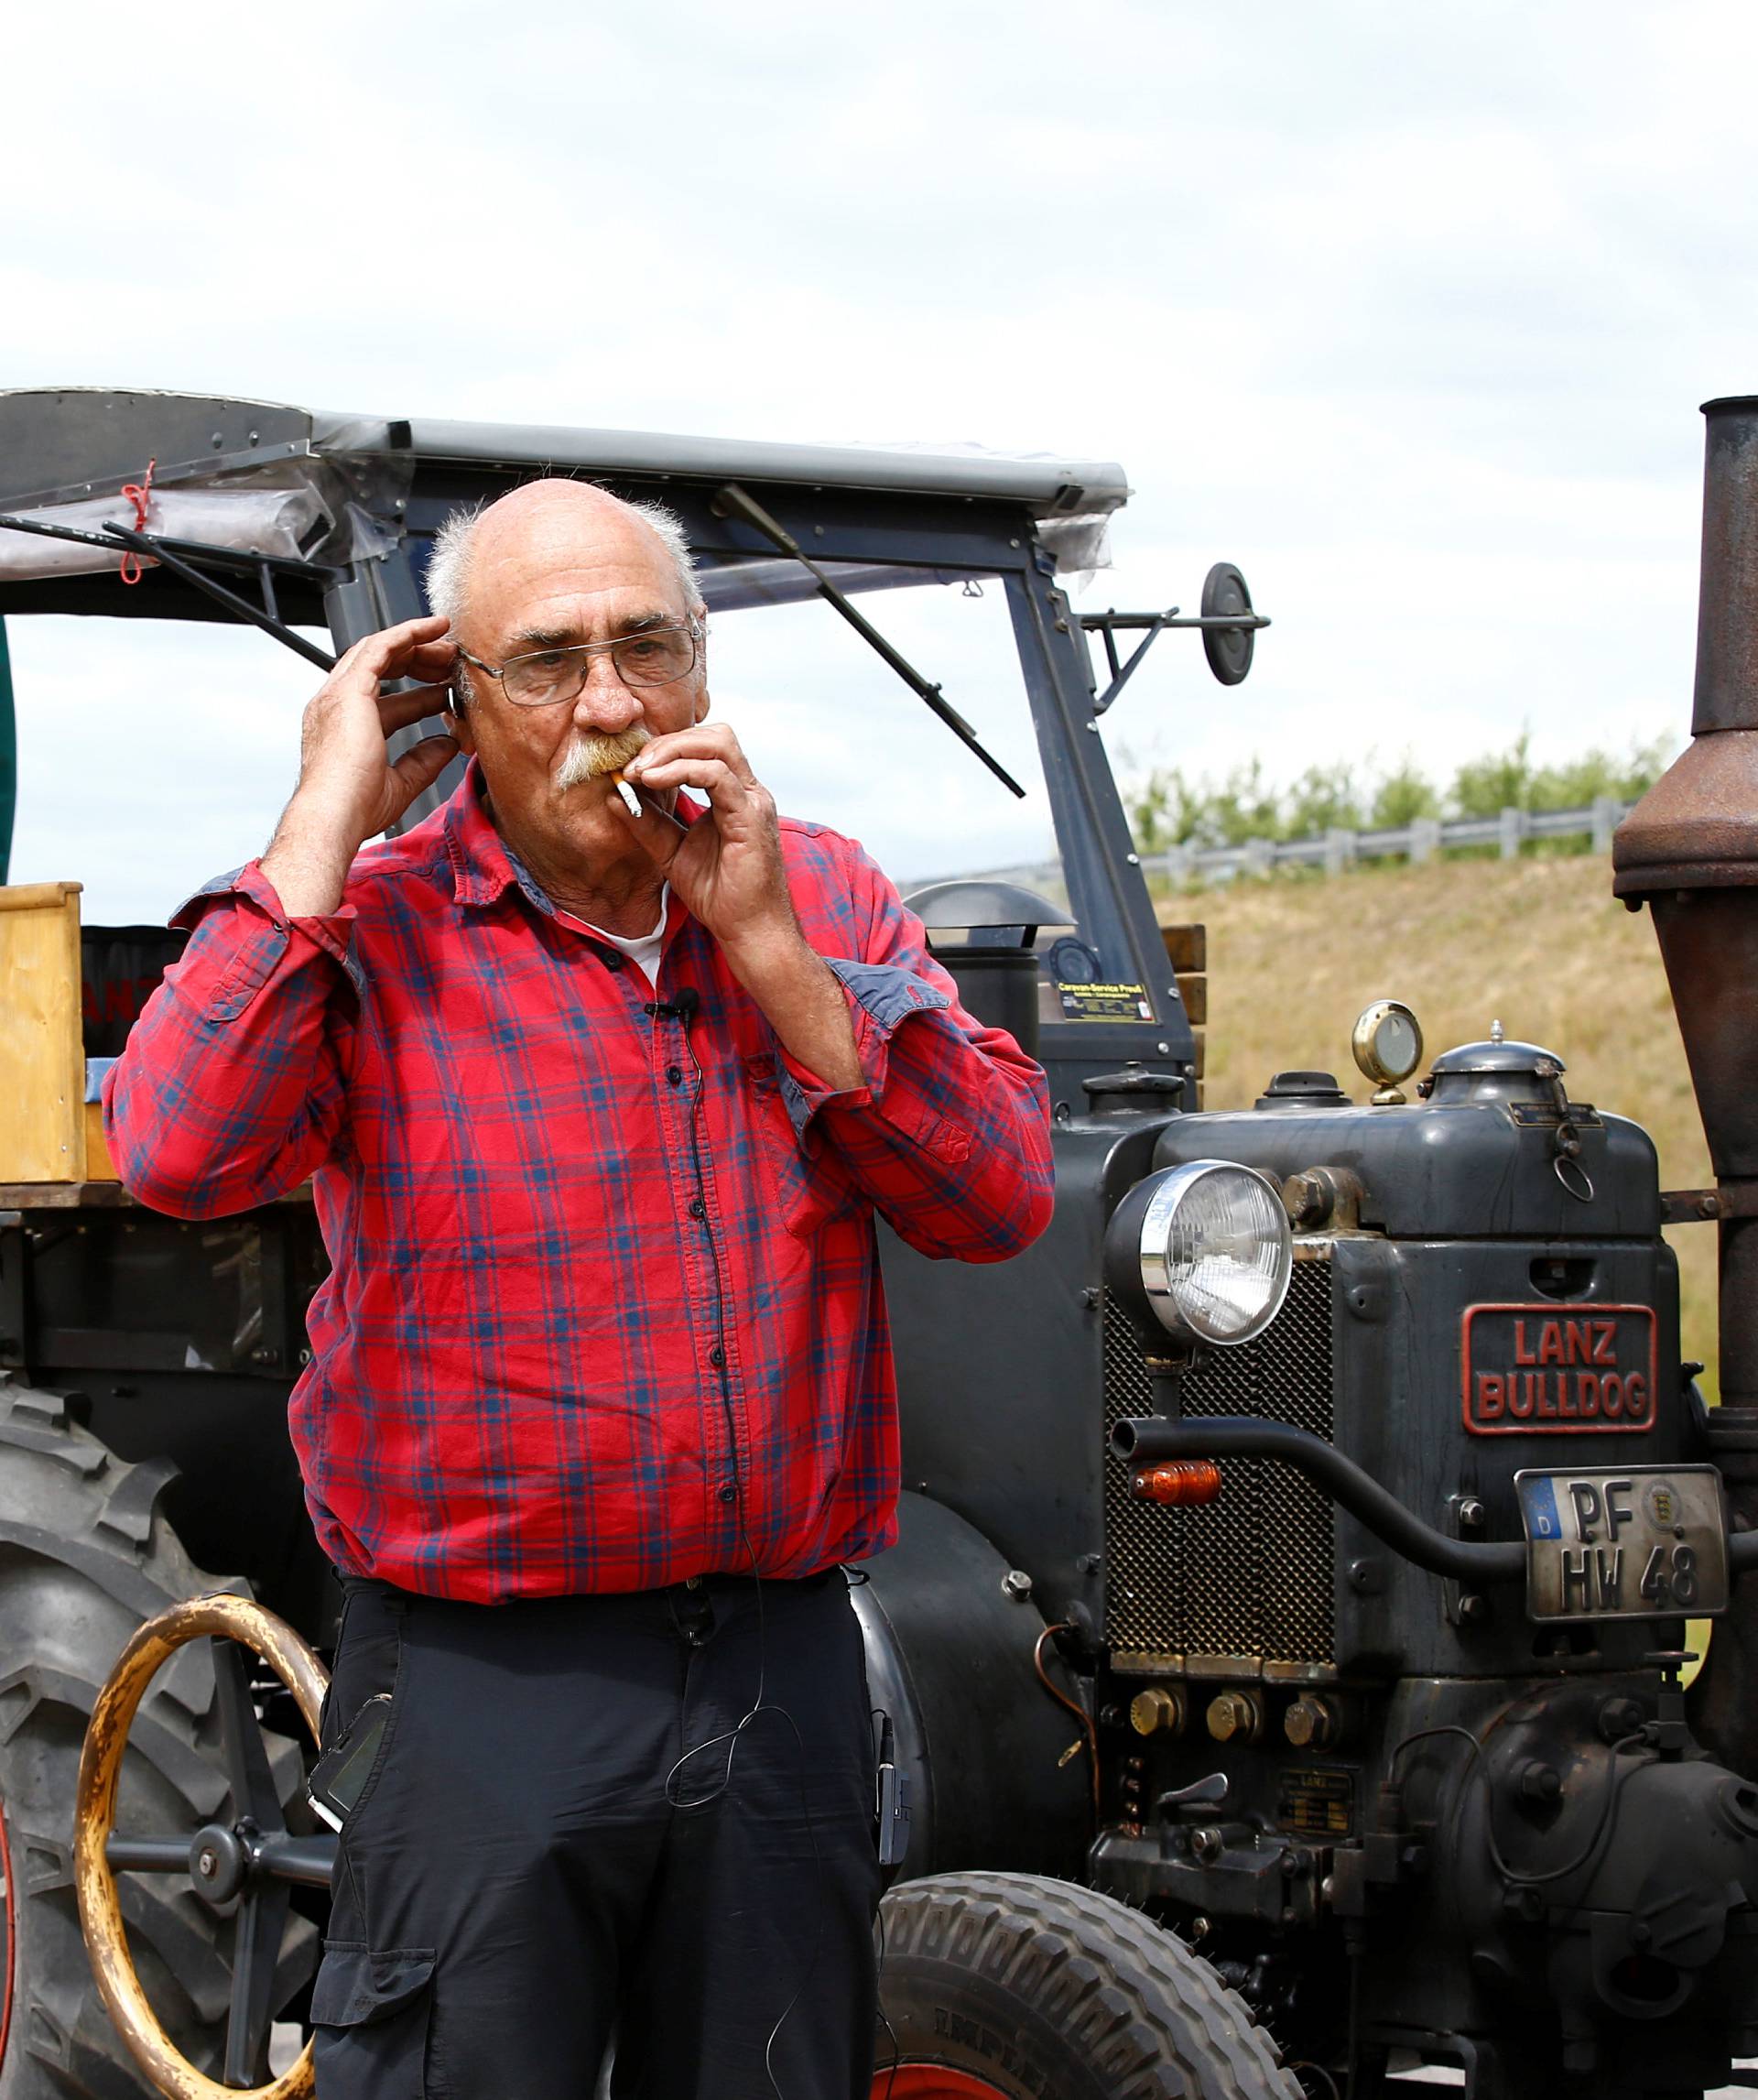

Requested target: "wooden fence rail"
[{"left": 917, "top": 797, "right": 1632, "bottom": 897}]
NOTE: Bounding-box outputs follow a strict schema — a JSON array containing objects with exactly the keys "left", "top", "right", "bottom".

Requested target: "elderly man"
[{"left": 104, "top": 479, "right": 1054, "bottom": 2100}]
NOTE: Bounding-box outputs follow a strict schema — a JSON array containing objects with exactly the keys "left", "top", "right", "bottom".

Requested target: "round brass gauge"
[{"left": 1351, "top": 999, "right": 1424, "bottom": 1104}]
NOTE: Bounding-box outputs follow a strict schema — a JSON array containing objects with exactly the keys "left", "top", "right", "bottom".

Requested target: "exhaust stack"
[{"left": 1614, "top": 396, "right": 1758, "bottom": 1766}]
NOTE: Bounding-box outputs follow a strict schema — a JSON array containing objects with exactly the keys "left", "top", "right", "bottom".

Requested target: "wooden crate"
[
  {"left": 0, "top": 881, "right": 117, "bottom": 1184},
  {"left": 1162, "top": 922, "right": 1209, "bottom": 1067},
  {"left": 1160, "top": 922, "right": 1206, "bottom": 974}
]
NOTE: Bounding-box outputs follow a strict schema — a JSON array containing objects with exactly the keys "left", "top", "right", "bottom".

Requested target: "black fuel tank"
[{"left": 1154, "top": 1037, "right": 1659, "bottom": 1242}]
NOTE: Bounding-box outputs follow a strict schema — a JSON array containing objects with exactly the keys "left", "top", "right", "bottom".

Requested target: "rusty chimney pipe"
[{"left": 1614, "top": 396, "right": 1758, "bottom": 1766}]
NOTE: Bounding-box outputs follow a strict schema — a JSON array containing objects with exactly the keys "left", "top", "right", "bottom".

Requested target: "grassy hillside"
[{"left": 1159, "top": 854, "right": 1719, "bottom": 1393}]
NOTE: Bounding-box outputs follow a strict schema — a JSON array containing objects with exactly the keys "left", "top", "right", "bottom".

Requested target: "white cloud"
[{"left": 5, "top": 0, "right": 1757, "bottom": 915}]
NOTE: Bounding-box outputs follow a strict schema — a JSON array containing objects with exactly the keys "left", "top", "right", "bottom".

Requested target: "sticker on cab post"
[{"left": 1057, "top": 981, "right": 1154, "bottom": 1021}]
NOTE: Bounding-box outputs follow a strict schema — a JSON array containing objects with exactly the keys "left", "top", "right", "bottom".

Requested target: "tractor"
[{"left": 2, "top": 384, "right": 1756, "bottom": 2100}]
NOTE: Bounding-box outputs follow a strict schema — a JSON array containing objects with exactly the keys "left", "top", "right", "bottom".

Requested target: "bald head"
[{"left": 427, "top": 481, "right": 701, "bottom": 702}]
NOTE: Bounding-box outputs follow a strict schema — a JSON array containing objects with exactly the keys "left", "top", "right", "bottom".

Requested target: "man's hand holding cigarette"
[{"left": 610, "top": 724, "right": 864, "bottom": 1092}]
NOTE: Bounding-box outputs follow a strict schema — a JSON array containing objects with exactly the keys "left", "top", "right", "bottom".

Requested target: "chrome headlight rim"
[{"left": 1137, "top": 1159, "right": 1295, "bottom": 1347}]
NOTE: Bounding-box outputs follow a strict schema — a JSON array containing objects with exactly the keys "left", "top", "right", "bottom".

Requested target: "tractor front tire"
[
  {"left": 0, "top": 1377, "right": 316, "bottom": 2096},
  {"left": 874, "top": 1872, "right": 1302, "bottom": 2100}
]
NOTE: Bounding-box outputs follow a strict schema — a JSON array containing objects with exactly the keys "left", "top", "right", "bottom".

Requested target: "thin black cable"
[
  {"left": 652, "top": 997, "right": 832, "bottom": 2100},
  {"left": 1291, "top": 2061, "right": 1341, "bottom": 2100},
  {"left": 659, "top": 998, "right": 771, "bottom": 1805},
  {"left": 1034, "top": 1623, "right": 1100, "bottom": 1819},
  {"left": 1386, "top": 1723, "right": 1648, "bottom": 1888},
  {"left": 760, "top": 1700, "right": 831, "bottom": 2099}
]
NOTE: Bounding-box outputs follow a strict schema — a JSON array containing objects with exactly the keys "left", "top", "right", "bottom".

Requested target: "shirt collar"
[
  {"left": 442, "top": 760, "right": 523, "bottom": 909},
  {"left": 441, "top": 758, "right": 705, "bottom": 919}
]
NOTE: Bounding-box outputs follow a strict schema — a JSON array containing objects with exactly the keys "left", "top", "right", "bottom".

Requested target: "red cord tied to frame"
[{"left": 117, "top": 458, "right": 157, "bottom": 584}]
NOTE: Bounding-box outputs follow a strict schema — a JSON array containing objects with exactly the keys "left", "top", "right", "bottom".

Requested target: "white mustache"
[{"left": 554, "top": 725, "right": 650, "bottom": 790}]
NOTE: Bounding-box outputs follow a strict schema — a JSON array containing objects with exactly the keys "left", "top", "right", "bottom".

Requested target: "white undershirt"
[{"left": 560, "top": 886, "right": 670, "bottom": 990}]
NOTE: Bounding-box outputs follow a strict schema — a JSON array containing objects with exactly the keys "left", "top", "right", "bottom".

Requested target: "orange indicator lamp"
[{"left": 1130, "top": 1459, "right": 1223, "bottom": 1507}]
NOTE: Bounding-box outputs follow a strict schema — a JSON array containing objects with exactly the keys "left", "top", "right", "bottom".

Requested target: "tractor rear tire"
[
  {"left": 0, "top": 1376, "right": 317, "bottom": 2097},
  {"left": 874, "top": 1871, "right": 1302, "bottom": 2100}
]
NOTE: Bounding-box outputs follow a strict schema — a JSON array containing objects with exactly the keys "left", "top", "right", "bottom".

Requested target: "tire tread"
[
  {"left": 0, "top": 1376, "right": 316, "bottom": 2099},
  {"left": 880, "top": 1869, "right": 1302, "bottom": 2099}
]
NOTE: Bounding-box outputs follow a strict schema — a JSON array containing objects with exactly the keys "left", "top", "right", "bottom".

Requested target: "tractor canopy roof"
[
  {"left": 0, "top": 386, "right": 1131, "bottom": 635},
  {"left": 0, "top": 387, "right": 1197, "bottom": 1083}
]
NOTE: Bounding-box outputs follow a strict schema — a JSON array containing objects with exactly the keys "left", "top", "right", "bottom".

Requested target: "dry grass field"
[{"left": 1159, "top": 854, "right": 1720, "bottom": 1394}]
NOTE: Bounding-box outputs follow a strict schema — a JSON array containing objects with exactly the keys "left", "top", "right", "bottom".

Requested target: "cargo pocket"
[
  {"left": 310, "top": 1942, "right": 436, "bottom": 2100},
  {"left": 743, "top": 1054, "right": 857, "bottom": 1239}
]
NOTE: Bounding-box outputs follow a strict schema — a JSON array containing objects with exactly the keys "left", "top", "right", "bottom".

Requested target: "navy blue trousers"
[{"left": 310, "top": 1572, "right": 881, "bottom": 2100}]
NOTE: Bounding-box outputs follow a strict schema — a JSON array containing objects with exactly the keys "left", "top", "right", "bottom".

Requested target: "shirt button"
[
  {"left": 717, "top": 1482, "right": 736, "bottom": 1504},
  {"left": 602, "top": 952, "right": 624, "bottom": 971},
  {"left": 688, "top": 1197, "right": 707, "bottom": 1220},
  {"left": 709, "top": 1344, "right": 725, "bottom": 1367},
  {"left": 666, "top": 1064, "right": 684, "bottom": 1086}
]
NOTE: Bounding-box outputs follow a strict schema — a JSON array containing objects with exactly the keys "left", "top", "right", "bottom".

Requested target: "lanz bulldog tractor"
[{"left": 1, "top": 384, "right": 1757, "bottom": 2100}]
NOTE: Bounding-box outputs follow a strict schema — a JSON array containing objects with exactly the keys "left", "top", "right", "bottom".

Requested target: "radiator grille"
[{"left": 1103, "top": 1257, "right": 1337, "bottom": 1668}]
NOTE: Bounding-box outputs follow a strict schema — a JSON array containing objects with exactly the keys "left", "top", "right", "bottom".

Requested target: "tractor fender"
[{"left": 852, "top": 1491, "right": 1091, "bottom": 1884}]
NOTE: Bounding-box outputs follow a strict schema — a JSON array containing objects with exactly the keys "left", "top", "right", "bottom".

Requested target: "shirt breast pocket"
[{"left": 743, "top": 1055, "right": 859, "bottom": 1240}]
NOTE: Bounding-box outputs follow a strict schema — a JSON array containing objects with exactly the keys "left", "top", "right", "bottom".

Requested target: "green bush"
[
  {"left": 1284, "top": 762, "right": 1366, "bottom": 839},
  {"left": 1369, "top": 755, "right": 1441, "bottom": 830},
  {"left": 1122, "top": 732, "right": 1673, "bottom": 865}
]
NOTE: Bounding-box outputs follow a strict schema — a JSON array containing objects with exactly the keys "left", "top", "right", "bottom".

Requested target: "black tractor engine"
[
  {"left": 874, "top": 996, "right": 1758, "bottom": 2095},
  {"left": 1091, "top": 1023, "right": 1758, "bottom": 2095},
  {"left": 867, "top": 397, "right": 1758, "bottom": 2098}
]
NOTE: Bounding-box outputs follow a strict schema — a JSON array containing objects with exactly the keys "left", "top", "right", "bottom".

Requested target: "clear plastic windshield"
[
  {"left": 5, "top": 615, "right": 318, "bottom": 922},
  {"left": 700, "top": 573, "right": 1053, "bottom": 891},
  {"left": 7, "top": 571, "right": 1095, "bottom": 1023}
]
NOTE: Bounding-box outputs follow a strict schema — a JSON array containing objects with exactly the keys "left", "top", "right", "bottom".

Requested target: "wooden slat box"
[{"left": 0, "top": 881, "right": 119, "bottom": 1184}]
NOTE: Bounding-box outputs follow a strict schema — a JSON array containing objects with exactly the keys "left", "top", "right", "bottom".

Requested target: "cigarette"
[{"left": 611, "top": 768, "right": 642, "bottom": 819}]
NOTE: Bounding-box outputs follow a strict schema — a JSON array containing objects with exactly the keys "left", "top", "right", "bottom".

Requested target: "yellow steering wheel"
[{"left": 74, "top": 1592, "right": 332, "bottom": 2100}]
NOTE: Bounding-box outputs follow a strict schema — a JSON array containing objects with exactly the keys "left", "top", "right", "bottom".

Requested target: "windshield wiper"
[
  {"left": 711, "top": 482, "right": 1026, "bottom": 800},
  {"left": 0, "top": 510, "right": 337, "bottom": 672}
]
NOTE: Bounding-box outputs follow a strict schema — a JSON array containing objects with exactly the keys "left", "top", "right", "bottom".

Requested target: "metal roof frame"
[{"left": 0, "top": 387, "right": 1130, "bottom": 523}]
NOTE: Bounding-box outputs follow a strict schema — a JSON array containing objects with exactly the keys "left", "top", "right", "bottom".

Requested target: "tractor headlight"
[{"left": 1130, "top": 1160, "right": 1294, "bottom": 1346}]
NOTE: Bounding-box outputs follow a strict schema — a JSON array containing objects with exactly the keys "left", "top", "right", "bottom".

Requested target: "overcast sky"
[{"left": 5, "top": 0, "right": 1756, "bottom": 921}]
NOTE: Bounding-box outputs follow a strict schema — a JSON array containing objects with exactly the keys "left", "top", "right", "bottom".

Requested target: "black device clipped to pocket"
[
  {"left": 306, "top": 1692, "right": 393, "bottom": 1833},
  {"left": 874, "top": 1711, "right": 910, "bottom": 1868}
]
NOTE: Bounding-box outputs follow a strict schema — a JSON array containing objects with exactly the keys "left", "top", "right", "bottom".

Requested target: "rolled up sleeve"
[
  {"left": 103, "top": 861, "right": 358, "bottom": 1218},
  {"left": 773, "top": 848, "right": 1054, "bottom": 1264}
]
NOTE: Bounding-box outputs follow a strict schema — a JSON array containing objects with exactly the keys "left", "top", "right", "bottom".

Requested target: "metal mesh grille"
[{"left": 1103, "top": 1257, "right": 1336, "bottom": 1666}]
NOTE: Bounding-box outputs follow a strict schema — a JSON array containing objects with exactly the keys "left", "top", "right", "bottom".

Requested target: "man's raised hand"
[
  {"left": 613, "top": 723, "right": 797, "bottom": 963},
  {"left": 263, "top": 615, "right": 460, "bottom": 919},
  {"left": 613, "top": 724, "right": 865, "bottom": 1090}
]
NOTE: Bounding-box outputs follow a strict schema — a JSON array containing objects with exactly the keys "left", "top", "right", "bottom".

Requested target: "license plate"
[{"left": 1515, "top": 1465, "right": 1729, "bottom": 1622}]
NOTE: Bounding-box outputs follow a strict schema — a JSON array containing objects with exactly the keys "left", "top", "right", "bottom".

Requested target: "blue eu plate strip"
[{"left": 1518, "top": 1474, "right": 1563, "bottom": 1542}]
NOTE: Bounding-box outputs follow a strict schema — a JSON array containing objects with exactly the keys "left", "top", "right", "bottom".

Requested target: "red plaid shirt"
[{"left": 104, "top": 767, "right": 1053, "bottom": 1601}]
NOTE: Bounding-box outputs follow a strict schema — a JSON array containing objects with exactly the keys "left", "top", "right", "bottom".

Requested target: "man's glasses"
[{"left": 456, "top": 621, "right": 701, "bottom": 709}]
